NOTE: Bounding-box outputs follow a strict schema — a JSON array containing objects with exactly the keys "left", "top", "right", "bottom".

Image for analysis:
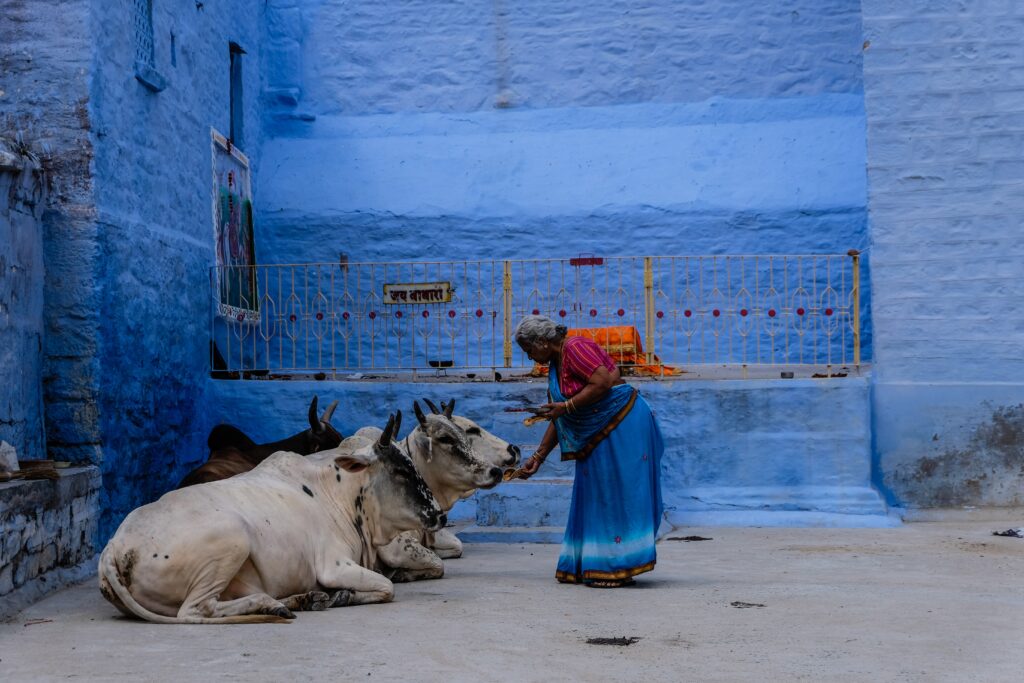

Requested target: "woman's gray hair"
[{"left": 514, "top": 315, "right": 568, "bottom": 347}]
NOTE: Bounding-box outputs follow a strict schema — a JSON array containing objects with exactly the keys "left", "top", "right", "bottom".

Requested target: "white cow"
[
  {"left": 356, "top": 399, "right": 519, "bottom": 581},
  {"left": 98, "top": 413, "right": 443, "bottom": 624}
]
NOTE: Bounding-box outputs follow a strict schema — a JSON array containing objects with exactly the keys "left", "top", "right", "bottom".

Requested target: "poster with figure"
[{"left": 211, "top": 129, "right": 259, "bottom": 322}]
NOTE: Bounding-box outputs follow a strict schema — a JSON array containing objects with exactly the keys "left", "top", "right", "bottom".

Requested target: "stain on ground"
[
  {"left": 730, "top": 601, "right": 765, "bottom": 609},
  {"left": 586, "top": 636, "right": 640, "bottom": 646},
  {"left": 664, "top": 535, "right": 713, "bottom": 542}
]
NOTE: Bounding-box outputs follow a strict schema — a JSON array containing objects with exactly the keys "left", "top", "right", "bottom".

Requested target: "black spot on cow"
[
  {"left": 302, "top": 485, "right": 314, "bottom": 498},
  {"left": 336, "top": 473, "right": 341, "bottom": 482},
  {"left": 164, "top": 555, "right": 169, "bottom": 559},
  {"left": 152, "top": 553, "right": 157, "bottom": 558},
  {"left": 336, "top": 560, "right": 341, "bottom": 566}
]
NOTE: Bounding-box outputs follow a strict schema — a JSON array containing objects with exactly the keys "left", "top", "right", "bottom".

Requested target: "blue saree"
[{"left": 549, "top": 366, "right": 664, "bottom": 584}]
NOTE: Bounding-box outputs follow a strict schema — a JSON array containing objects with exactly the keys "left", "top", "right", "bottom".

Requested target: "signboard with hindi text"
[{"left": 383, "top": 281, "right": 453, "bottom": 304}]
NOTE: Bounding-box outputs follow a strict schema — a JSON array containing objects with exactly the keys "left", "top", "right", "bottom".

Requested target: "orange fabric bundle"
[{"left": 531, "top": 326, "right": 680, "bottom": 377}]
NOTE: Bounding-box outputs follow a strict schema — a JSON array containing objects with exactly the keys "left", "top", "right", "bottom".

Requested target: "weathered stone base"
[{"left": 0, "top": 467, "right": 100, "bottom": 619}]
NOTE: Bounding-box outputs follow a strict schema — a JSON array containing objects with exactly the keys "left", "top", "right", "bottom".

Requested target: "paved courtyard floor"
[{"left": 2, "top": 518, "right": 1023, "bottom": 682}]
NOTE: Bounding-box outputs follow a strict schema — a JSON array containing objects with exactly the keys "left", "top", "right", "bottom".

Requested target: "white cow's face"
[
  {"left": 346, "top": 414, "right": 446, "bottom": 537},
  {"left": 451, "top": 415, "right": 520, "bottom": 468},
  {"left": 412, "top": 404, "right": 503, "bottom": 492}
]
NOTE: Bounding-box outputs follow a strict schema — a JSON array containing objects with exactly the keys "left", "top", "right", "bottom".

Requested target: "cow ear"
[
  {"left": 309, "top": 395, "right": 322, "bottom": 432},
  {"left": 334, "top": 454, "right": 369, "bottom": 473},
  {"left": 443, "top": 399, "right": 455, "bottom": 419},
  {"left": 422, "top": 398, "right": 441, "bottom": 415},
  {"left": 413, "top": 401, "right": 428, "bottom": 428}
]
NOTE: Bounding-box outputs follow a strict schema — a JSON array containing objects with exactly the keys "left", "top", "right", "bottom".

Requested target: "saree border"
[
  {"left": 559, "top": 388, "right": 639, "bottom": 462},
  {"left": 555, "top": 560, "right": 657, "bottom": 584}
]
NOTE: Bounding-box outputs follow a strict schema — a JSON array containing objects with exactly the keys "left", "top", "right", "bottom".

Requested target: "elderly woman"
[{"left": 515, "top": 315, "right": 664, "bottom": 587}]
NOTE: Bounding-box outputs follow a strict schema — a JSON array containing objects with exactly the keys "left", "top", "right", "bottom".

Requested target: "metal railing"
[{"left": 210, "top": 252, "right": 863, "bottom": 378}]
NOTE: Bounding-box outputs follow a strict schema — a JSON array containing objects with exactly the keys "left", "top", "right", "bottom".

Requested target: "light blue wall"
[
  {"left": 862, "top": 1, "right": 1024, "bottom": 507},
  {"left": 257, "top": 0, "right": 869, "bottom": 273},
  {"left": 85, "top": 0, "right": 268, "bottom": 538},
  {"left": 207, "top": 376, "right": 888, "bottom": 529}
]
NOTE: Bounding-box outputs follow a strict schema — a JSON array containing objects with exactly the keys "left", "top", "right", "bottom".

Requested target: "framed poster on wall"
[{"left": 211, "top": 128, "right": 259, "bottom": 322}]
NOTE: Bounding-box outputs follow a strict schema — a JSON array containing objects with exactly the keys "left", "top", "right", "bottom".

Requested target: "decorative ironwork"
[
  {"left": 133, "top": 0, "right": 155, "bottom": 68},
  {"left": 210, "top": 254, "right": 863, "bottom": 377}
]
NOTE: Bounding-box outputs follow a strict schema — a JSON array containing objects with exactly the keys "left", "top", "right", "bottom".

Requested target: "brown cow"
[{"left": 177, "top": 396, "right": 342, "bottom": 488}]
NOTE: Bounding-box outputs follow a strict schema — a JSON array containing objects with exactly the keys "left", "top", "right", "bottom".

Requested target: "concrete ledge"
[{"left": 0, "top": 467, "right": 100, "bottom": 617}]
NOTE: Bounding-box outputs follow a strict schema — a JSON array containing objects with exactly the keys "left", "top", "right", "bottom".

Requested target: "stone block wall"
[
  {"left": 0, "top": 143, "right": 46, "bottom": 460},
  {"left": 861, "top": 1, "right": 1024, "bottom": 506},
  {"left": 0, "top": 468, "right": 101, "bottom": 618},
  {"left": 0, "top": 0, "right": 102, "bottom": 467}
]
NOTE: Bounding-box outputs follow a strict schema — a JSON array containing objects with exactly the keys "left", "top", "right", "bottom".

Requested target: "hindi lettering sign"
[{"left": 383, "top": 282, "right": 453, "bottom": 305}]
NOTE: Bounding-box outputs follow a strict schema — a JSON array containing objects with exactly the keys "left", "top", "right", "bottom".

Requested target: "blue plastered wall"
[
  {"left": 257, "top": 0, "right": 870, "bottom": 275},
  {"left": 862, "top": 1, "right": 1024, "bottom": 507},
  {"left": 85, "top": 0, "right": 268, "bottom": 539}
]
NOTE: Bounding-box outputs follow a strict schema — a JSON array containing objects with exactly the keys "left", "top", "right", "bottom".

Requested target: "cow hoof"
[
  {"left": 269, "top": 606, "right": 296, "bottom": 619},
  {"left": 306, "top": 591, "right": 332, "bottom": 611},
  {"left": 329, "top": 590, "right": 354, "bottom": 608}
]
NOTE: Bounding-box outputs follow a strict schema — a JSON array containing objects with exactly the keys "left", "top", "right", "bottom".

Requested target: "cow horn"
[
  {"left": 379, "top": 413, "right": 397, "bottom": 446},
  {"left": 413, "top": 401, "right": 429, "bottom": 428},
  {"left": 321, "top": 399, "right": 339, "bottom": 424},
  {"left": 309, "top": 396, "right": 321, "bottom": 432},
  {"left": 393, "top": 410, "right": 402, "bottom": 439},
  {"left": 422, "top": 398, "right": 441, "bottom": 415},
  {"left": 443, "top": 399, "right": 455, "bottom": 419}
]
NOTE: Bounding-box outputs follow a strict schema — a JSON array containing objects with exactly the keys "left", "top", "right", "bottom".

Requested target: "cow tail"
[{"left": 98, "top": 547, "right": 290, "bottom": 625}]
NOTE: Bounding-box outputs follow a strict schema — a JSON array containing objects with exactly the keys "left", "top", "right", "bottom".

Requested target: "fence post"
[
  {"left": 849, "top": 249, "right": 861, "bottom": 368},
  {"left": 643, "top": 257, "right": 655, "bottom": 364},
  {"left": 503, "top": 260, "right": 513, "bottom": 368}
]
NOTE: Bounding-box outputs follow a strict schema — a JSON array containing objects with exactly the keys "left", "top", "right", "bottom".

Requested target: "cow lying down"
[
  {"left": 99, "top": 413, "right": 443, "bottom": 624},
  {"left": 353, "top": 399, "right": 520, "bottom": 581}
]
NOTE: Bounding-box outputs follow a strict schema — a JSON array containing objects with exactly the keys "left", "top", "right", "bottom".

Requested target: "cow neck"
[
  {"left": 405, "top": 429, "right": 460, "bottom": 512},
  {"left": 316, "top": 465, "right": 380, "bottom": 566}
]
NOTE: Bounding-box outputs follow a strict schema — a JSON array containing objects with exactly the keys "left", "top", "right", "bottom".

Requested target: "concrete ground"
[{"left": 2, "top": 519, "right": 1023, "bottom": 682}]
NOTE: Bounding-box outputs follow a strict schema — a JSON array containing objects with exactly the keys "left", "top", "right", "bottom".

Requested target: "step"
[
  {"left": 474, "top": 479, "right": 573, "bottom": 527},
  {"left": 457, "top": 525, "right": 564, "bottom": 544}
]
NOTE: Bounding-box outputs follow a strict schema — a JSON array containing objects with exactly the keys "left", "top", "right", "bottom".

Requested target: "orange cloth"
[{"left": 531, "top": 326, "right": 680, "bottom": 377}]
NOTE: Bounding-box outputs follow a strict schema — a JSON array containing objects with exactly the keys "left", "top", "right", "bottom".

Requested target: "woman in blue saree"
[{"left": 515, "top": 315, "right": 664, "bottom": 587}]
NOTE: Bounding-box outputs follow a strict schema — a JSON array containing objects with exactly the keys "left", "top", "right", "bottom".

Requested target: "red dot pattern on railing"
[
  {"left": 589, "top": 308, "right": 597, "bottom": 317},
  {"left": 796, "top": 308, "right": 805, "bottom": 316},
  {"left": 656, "top": 311, "right": 664, "bottom": 319},
  {"left": 617, "top": 308, "right": 625, "bottom": 316},
  {"left": 740, "top": 309, "right": 748, "bottom": 317},
  {"left": 558, "top": 310, "right": 566, "bottom": 317},
  {"left": 395, "top": 310, "right": 403, "bottom": 318},
  {"left": 315, "top": 312, "right": 324, "bottom": 321},
  {"left": 475, "top": 309, "right": 483, "bottom": 317},
  {"left": 448, "top": 310, "right": 456, "bottom": 318},
  {"left": 712, "top": 309, "right": 720, "bottom": 317},
  {"left": 342, "top": 312, "right": 350, "bottom": 320},
  {"left": 532, "top": 308, "right": 540, "bottom": 315},
  {"left": 768, "top": 309, "right": 776, "bottom": 317},
  {"left": 422, "top": 310, "right": 429, "bottom": 318},
  {"left": 684, "top": 310, "right": 692, "bottom": 317},
  {"left": 369, "top": 311, "right": 377, "bottom": 319}
]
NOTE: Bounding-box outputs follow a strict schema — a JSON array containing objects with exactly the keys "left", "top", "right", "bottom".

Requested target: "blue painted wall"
[
  {"left": 0, "top": 148, "right": 46, "bottom": 460},
  {"left": 861, "top": 1, "right": 1024, "bottom": 507},
  {"left": 257, "top": 0, "right": 869, "bottom": 273},
  {"left": 84, "top": 0, "right": 268, "bottom": 538}
]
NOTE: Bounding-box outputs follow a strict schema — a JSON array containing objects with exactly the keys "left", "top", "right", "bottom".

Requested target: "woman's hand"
[
  {"left": 520, "top": 453, "right": 546, "bottom": 478},
  {"left": 540, "top": 402, "right": 568, "bottom": 419}
]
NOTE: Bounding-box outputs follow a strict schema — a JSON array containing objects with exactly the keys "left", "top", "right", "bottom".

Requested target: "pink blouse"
[{"left": 557, "top": 336, "right": 617, "bottom": 397}]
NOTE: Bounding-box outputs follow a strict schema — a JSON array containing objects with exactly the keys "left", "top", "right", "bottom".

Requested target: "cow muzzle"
[{"left": 505, "top": 444, "right": 521, "bottom": 466}]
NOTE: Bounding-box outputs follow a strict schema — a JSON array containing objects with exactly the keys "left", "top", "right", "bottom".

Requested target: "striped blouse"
[{"left": 557, "top": 336, "right": 617, "bottom": 397}]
